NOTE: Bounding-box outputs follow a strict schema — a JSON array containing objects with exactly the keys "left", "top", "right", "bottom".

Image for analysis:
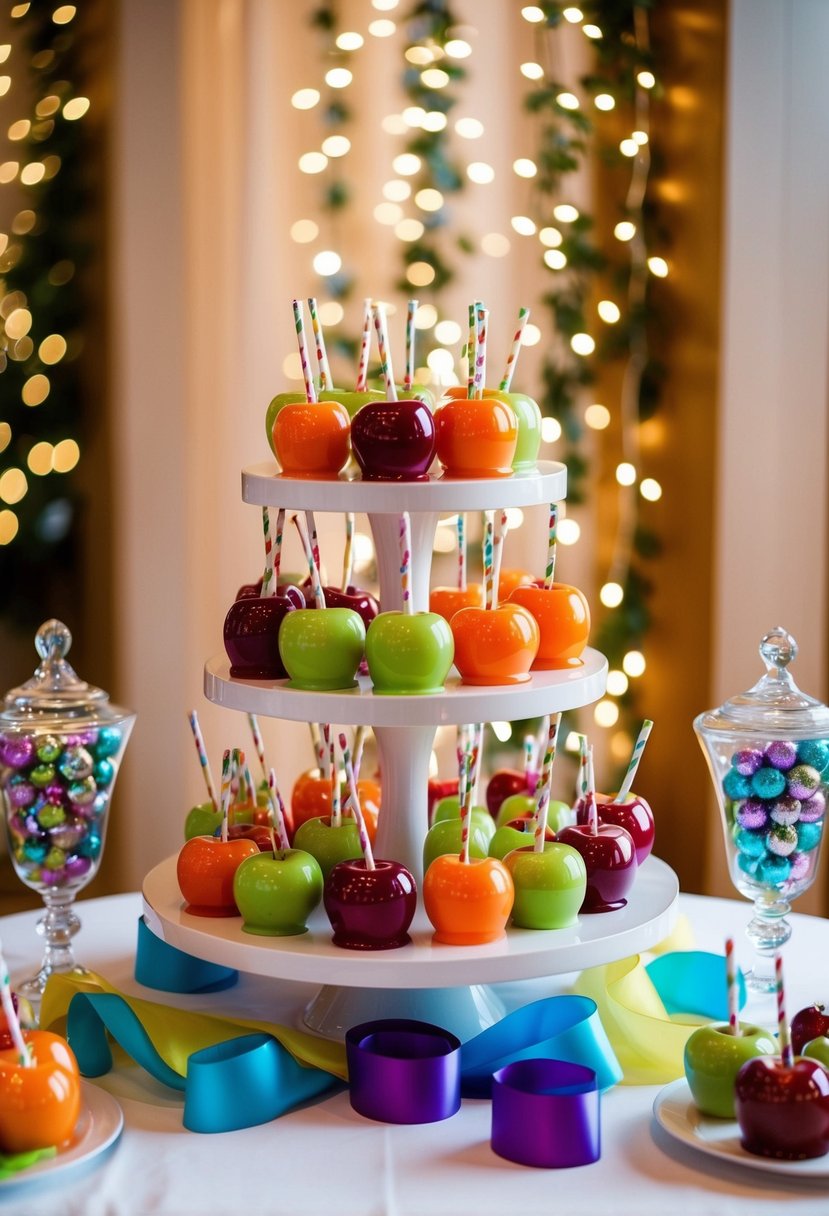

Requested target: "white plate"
[
  {"left": 653, "top": 1078, "right": 829, "bottom": 1180},
  {"left": 0, "top": 1080, "right": 123, "bottom": 1195}
]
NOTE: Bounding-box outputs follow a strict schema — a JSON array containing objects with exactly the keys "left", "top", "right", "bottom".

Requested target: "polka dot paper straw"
[
  {"left": 304, "top": 510, "right": 321, "bottom": 575},
  {"left": 466, "top": 301, "right": 476, "bottom": 399},
  {"left": 307, "top": 297, "right": 332, "bottom": 392},
  {"left": 615, "top": 720, "right": 654, "bottom": 803},
  {"left": 490, "top": 509, "right": 509, "bottom": 610},
  {"left": 404, "top": 299, "right": 418, "bottom": 390},
  {"left": 353, "top": 724, "right": 368, "bottom": 783},
  {"left": 544, "top": 503, "right": 558, "bottom": 589},
  {"left": 292, "top": 513, "right": 326, "bottom": 609},
  {"left": 473, "top": 306, "right": 488, "bottom": 399},
  {"left": 188, "top": 710, "right": 219, "bottom": 813},
  {"left": 260, "top": 507, "right": 275, "bottom": 598},
  {"left": 372, "top": 302, "right": 398, "bottom": 401},
  {"left": 219, "top": 748, "right": 232, "bottom": 844},
  {"left": 356, "top": 297, "right": 372, "bottom": 392},
  {"left": 273, "top": 507, "right": 285, "bottom": 586},
  {"left": 267, "top": 767, "right": 291, "bottom": 852},
  {"left": 776, "top": 953, "right": 792, "bottom": 1067},
  {"left": 499, "top": 306, "right": 530, "bottom": 392},
  {"left": 533, "top": 714, "right": 560, "bottom": 852},
  {"left": 339, "top": 733, "right": 375, "bottom": 870},
  {"left": 247, "top": 713, "right": 267, "bottom": 780},
  {"left": 0, "top": 941, "right": 31, "bottom": 1067},
  {"left": 292, "top": 298, "right": 318, "bottom": 403},
  {"left": 725, "top": 937, "right": 740, "bottom": 1036},
  {"left": 576, "top": 734, "right": 589, "bottom": 803},
  {"left": 399, "top": 511, "right": 413, "bottom": 614}
]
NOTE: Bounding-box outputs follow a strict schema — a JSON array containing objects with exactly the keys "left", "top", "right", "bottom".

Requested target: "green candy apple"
[
  {"left": 422, "top": 817, "right": 492, "bottom": 872},
  {"left": 366, "top": 610, "right": 454, "bottom": 695},
  {"left": 495, "top": 793, "right": 536, "bottom": 828},
  {"left": 488, "top": 818, "right": 554, "bottom": 860},
  {"left": 503, "top": 842, "right": 587, "bottom": 929},
  {"left": 232, "top": 848, "right": 323, "bottom": 936},
  {"left": 684, "top": 1022, "right": 777, "bottom": 1118},
  {"left": 293, "top": 815, "right": 364, "bottom": 879},
  {"left": 432, "top": 796, "right": 495, "bottom": 841},
  {"left": 803, "top": 1037, "right": 829, "bottom": 1069},
  {"left": 279, "top": 607, "right": 366, "bottom": 691},
  {"left": 320, "top": 388, "right": 384, "bottom": 419},
  {"left": 184, "top": 801, "right": 253, "bottom": 841}
]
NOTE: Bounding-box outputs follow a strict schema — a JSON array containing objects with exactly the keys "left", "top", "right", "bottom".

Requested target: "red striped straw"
[
  {"left": 533, "top": 714, "right": 560, "bottom": 852},
  {"left": 587, "top": 745, "right": 598, "bottom": 834},
  {"left": 544, "top": 503, "right": 558, "bottom": 589},
  {"left": 469, "top": 724, "right": 483, "bottom": 808},
  {"left": 188, "top": 710, "right": 219, "bottom": 813},
  {"left": 399, "top": 511, "right": 413, "bottom": 614},
  {"left": 307, "top": 296, "right": 332, "bottom": 392},
  {"left": 466, "top": 302, "right": 476, "bottom": 398},
  {"left": 490, "top": 509, "right": 509, "bottom": 609},
  {"left": 291, "top": 513, "right": 326, "bottom": 608},
  {"left": 292, "top": 298, "right": 318, "bottom": 403},
  {"left": 776, "top": 953, "right": 793, "bottom": 1067},
  {"left": 459, "top": 750, "right": 474, "bottom": 864},
  {"left": 356, "top": 297, "right": 372, "bottom": 391},
  {"left": 0, "top": 941, "right": 31, "bottom": 1067},
  {"left": 404, "top": 299, "right": 418, "bottom": 390},
  {"left": 499, "top": 306, "right": 530, "bottom": 392},
  {"left": 247, "top": 713, "right": 267, "bottom": 780},
  {"left": 372, "top": 302, "right": 398, "bottom": 401},
  {"left": 339, "top": 733, "right": 375, "bottom": 870},
  {"left": 725, "top": 937, "right": 740, "bottom": 1036},
  {"left": 457, "top": 513, "right": 467, "bottom": 591},
  {"left": 473, "top": 306, "right": 488, "bottom": 399},
  {"left": 304, "top": 509, "right": 321, "bottom": 574},
  {"left": 273, "top": 507, "right": 285, "bottom": 586},
  {"left": 483, "top": 512, "right": 494, "bottom": 609},
  {"left": 267, "top": 767, "right": 291, "bottom": 852},
  {"left": 329, "top": 730, "right": 341, "bottom": 827},
  {"left": 341, "top": 512, "right": 355, "bottom": 592},
  {"left": 352, "top": 725, "right": 367, "bottom": 783},
  {"left": 219, "top": 748, "right": 233, "bottom": 843}
]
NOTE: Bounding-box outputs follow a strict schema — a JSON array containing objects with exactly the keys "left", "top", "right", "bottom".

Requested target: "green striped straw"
[
  {"left": 188, "top": 710, "right": 219, "bottom": 813},
  {"left": 544, "top": 503, "right": 558, "bottom": 589},
  {"left": 372, "top": 302, "right": 398, "bottom": 401},
  {"left": 483, "top": 512, "right": 494, "bottom": 609},
  {"left": 490, "top": 509, "right": 509, "bottom": 610},
  {"left": 473, "top": 305, "right": 488, "bottom": 399},
  {"left": 273, "top": 507, "right": 285, "bottom": 587},
  {"left": 292, "top": 298, "right": 318, "bottom": 403},
  {"left": 499, "top": 306, "right": 530, "bottom": 392},
  {"left": 615, "top": 719, "right": 654, "bottom": 802},
  {"left": 459, "top": 750, "right": 475, "bottom": 864},
  {"left": 307, "top": 296, "right": 332, "bottom": 391},
  {"left": 219, "top": 748, "right": 232, "bottom": 843},
  {"left": 339, "top": 733, "right": 375, "bottom": 869},
  {"left": 0, "top": 943, "right": 31, "bottom": 1067},
  {"left": 457, "top": 513, "right": 467, "bottom": 591},
  {"left": 291, "top": 513, "right": 326, "bottom": 609},
  {"left": 466, "top": 302, "right": 476, "bottom": 398},
  {"left": 533, "top": 714, "right": 560, "bottom": 852},
  {"left": 404, "top": 299, "right": 418, "bottom": 390},
  {"left": 267, "top": 768, "right": 291, "bottom": 852},
  {"left": 356, "top": 297, "right": 372, "bottom": 391}
]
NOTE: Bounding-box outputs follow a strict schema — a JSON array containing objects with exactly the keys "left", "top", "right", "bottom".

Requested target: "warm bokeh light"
[
  {"left": 600, "top": 582, "right": 624, "bottom": 608},
  {"left": 27, "top": 441, "right": 53, "bottom": 476},
  {"left": 543, "top": 249, "right": 567, "bottom": 270},
  {"left": 321, "top": 135, "right": 350, "bottom": 158},
  {"left": 522, "top": 323, "right": 541, "bottom": 346},
  {"left": 374, "top": 202, "right": 402, "bottom": 225},
  {"left": 570, "top": 333, "right": 595, "bottom": 356},
  {"left": 445, "top": 39, "right": 471, "bottom": 58},
  {"left": 435, "top": 320, "right": 461, "bottom": 345},
  {"left": 563, "top": 6, "right": 583, "bottom": 21},
  {"left": 597, "top": 300, "right": 620, "bottom": 323},
  {"left": 637, "top": 70, "right": 656, "bottom": 89},
  {"left": 520, "top": 62, "right": 544, "bottom": 81},
  {"left": 395, "top": 218, "right": 424, "bottom": 241},
  {"left": 521, "top": 6, "right": 545, "bottom": 21},
  {"left": 62, "top": 97, "right": 90, "bottom": 121},
  {"left": 325, "top": 68, "right": 353, "bottom": 89},
  {"left": 583, "top": 23, "right": 602, "bottom": 38},
  {"left": 620, "top": 139, "right": 639, "bottom": 158},
  {"left": 467, "top": 162, "right": 495, "bottom": 184},
  {"left": 606, "top": 670, "right": 629, "bottom": 697},
  {"left": 38, "top": 334, "right": 66, "bottom": 364},
  {"left": 291, "top": 88, "right": 320, "bottom": 110},
  {"left": 553, "top": 204, "right": 579, "bottom": 223},
  {"left": 558, "top": 517, "right": 580, "bottom": 545},
  {"left": 318, "top": 301, "right": 343, "bottom": 326},
  {"left": 640, "top": 478, "right": 663, "bottom": 501},
  {"left": 481, "top": 232, "right": 510, "bottom": 257},
  {"left": 0, "top": 422, "right": 10, "bottom": 453},
  {"left": 413, "top": 303, "right": 437, "bottom": 328},
  {"left": 368, "top": 19, "right": 396, "bottom": 37},
  {"left": 5, "top": 307, "right": 32, "bottom": 339},
  {"left": 623, "top": 650, "right": 646, "bottom": 677},
  {"left": 556, "top": 92, "right": 579, "bottom": 110},
  {"left": 22, "top": 374, "right": 50, "bottom": 406},
  {"left": 0, "top": 509, "right": 18, "bottom": 544},
  {"left": 539, "top": 226, "right": 562, "bottom": 247},
  {"left": 336, "top": 32, "right": 364, "bottom": 50},
  {"left": 52, "top": 439, "right": 80, "bottom": 473},
  {"left": 615, "top": 462, "right": 637, "bottom": 486},
  {"left": 511, "top": 215, "right": 536, "bottom": 236},
  {"left": 455, "top": 117, "right": 483, "bottom": 139},
  {"left": 585, "top": 404, "right": 611, "bottom": 429},
  {"left": 0, "top": 467, "right": 27, "bottom": 503},
  {"left": 393, "top": 153, "right": 421, "bottom": 175},
  {"left": 312, "top": 251, "right": 342, "bottom": 276},
  {"left": 290, "top": 219, "right": 318, "bottom": 243},
  {"left": 421, "top": 111, "right": 447, "bottom": 132},
  {"left": 594, "top": 93, "right": 615, "bottom": 111},
  {"left": 421, "top": 68, "right": 449, "bottom": 88},
  {"left": 383, "top": 179, "right": 411, "bottom": 202},
  {"left": 513, "top": 158, "right": 537, "bottom": 178},
  {"left": 594, "top": 700, "right": 619, "bottom": 728},
  {"left": 614, "top": 221, "right": 636, "bottom": 241},
  {"left": 648, "top": 256, "right": 669, "bottom": 277},
  {"left": 541, "top": 417, "right": 562, "bottom": 444},
  {"left": 407, "top": 262, "right": 436, "bottom": 286},
  {"left": 415, "top": 187, "right": 443, "bottom": 211},
  {"left": 298, "top": 151, "right": 327, "bottom": 174}
]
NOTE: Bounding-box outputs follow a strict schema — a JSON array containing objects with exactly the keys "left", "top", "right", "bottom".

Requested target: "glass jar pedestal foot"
[
  {"left": 744, "top": 895, "right": 792, "bottom": 993},
  {"left": 17, "top": 889, "right": 85, "bottom": 1003}
]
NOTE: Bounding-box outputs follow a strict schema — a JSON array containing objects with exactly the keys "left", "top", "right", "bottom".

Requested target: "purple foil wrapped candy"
[{"left": 491, "top": 1058, "right": 601, "bottom": 1168}]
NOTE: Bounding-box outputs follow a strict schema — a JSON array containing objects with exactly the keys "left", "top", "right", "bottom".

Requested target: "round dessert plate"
[
  {"left": 0, "top": 1080, "right": 123, "bottom": 1195},
  {"left": 142, "top": 854, "right": 678, "bottom": 988},
  {"left": 653, "top": 1078, "right": 829, "bottom": 1179}
]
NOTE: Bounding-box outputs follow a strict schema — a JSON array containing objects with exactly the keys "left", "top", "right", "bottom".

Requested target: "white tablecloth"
[{"left": 2, "top": 891, "right": 828, "bottom": 1215}]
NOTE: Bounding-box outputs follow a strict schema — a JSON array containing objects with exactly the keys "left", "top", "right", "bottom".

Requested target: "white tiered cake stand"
[{"left": 142, "top": 461, "right": 679, "bottom": 1040}]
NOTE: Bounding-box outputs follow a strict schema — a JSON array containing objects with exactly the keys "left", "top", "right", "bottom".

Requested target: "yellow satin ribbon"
[{"left": 40, "top": 970, "right": 348, "bottom": 1081}]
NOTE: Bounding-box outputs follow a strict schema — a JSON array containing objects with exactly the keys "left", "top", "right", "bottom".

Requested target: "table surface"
[{"left": 3, "top": 891, "right": 828, "bottom": 1216}]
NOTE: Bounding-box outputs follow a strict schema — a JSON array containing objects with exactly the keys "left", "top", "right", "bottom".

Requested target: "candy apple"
[
  {"left": 302, "top": 584, "right": 380, "bottom": 634},
  {"left": 791, "top": 1003, "right": 829, "bottom": 1056},
  {"left": 504, "top": 841, "right": 587, "bottom": 929},
  {"left": 451, "top": 603, "right": 540, "bottom": 686},
  {"left": 350, "top": 398, "right": 437, "bottom": 481},
  {"left": 176, "top": 834, "right": 259, "bottom": 916},
  {"left": 265, "top": 391, "right": 305, "bottom": 455},
  {"left": 434, "top": 392, "right": 518, "bottom": 478},
  {"left": 279, "top": 607, "right": 366, "bottom": 691},
  {"left": 735, "top": 1055, "right": 829, "bottom": 1159},
  {"left": 223, "top": 588, "right": 300, "bottom": 679},
  {"left": 432, "top": 795, "right": 495, "bottom": 842},
  {"left": 293, "top": 815, "right": 363, "bottom": 879},
  {"left": 497, "top": 568, "right": 535, "bottom": 601},
  {"left": 440, "top": 386, "right": 540, "bottom": 472},
  {"left": 576, "top": 791, "right": 655, "bottom": 866},
  {"left": 232, "top": 847, "right": 323, "bottom": 936},
  {"left": 422, "top": 816, "right": 493, "bottom": 872},
  {"left": 486, "top": 768, "right": 530, "bottom": 818},
  {"left": 0, "top": 1030, "right": 81, "bottom": 1153},
  {"left": 324, "top": 858, "right": 417, "bottom": 950},
  {"left": 423, "top": 854, "right": 514, "bottom": 945},
  {"left": 273, "top": 400, "right": 351, "bottom": 479},
  {"left": 488, "top": 817, "right": 555, "bottom": 861},
  {"left": 0, "top": 993, "right": 33, "bottom": 1051},
  {"left": 366, "top": 610, "right": 454, "bottom": 695},
  {"left": 683, "top": 1023, "right": 777, "bottom": 1118},
  {"left": 291, "top": 770, "right": 333, "bottom": 833},
  {"left": 557, "top": 822, "right": 638, "bottom": 912},
  {"left": 226, "top": 823, "right": 275, "bottom": 852},
  {"left": 320, "top": 387, "right": 384, "bottom": 419},
  {"left": 428, "top": 584, "right": 485, "bottom": 623},
  {"left": 427, "top": 777, "right": 458, "bottom": 821},
  {"left": 184, "top": 800, "right": 254, "bottom": 841},
  {"left": 494, "top": 792, "right": 536, "bottom": 827},
  {"left": 803, "top": 1037, "right": 829, "bottom": 1069},
  {"left": 507, "top": 582, "right": 590, "bottom": 670}
]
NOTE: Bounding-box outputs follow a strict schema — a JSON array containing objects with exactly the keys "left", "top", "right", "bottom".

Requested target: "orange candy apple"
[
  {"left": 434, "top": 394, "right": 518, "bottom": 478},
  {"left": 451, "top": 602, "right": 540, "bottom": 685},
  {"left": 423, "top": 854, "right": 514, "bottom": 944},
  {"left": 290, "top": 770, "right": 378, "bottom": 842},
  {"left": 177, "top": 834, "right": 259, "bottom": 916},
  {"left": 428, "top": 584, "right": 485, "bottom": 623},
  {"left": 273, "top": 400, "right": 350, "bottom": 479},
  {"left": 0, "top": 1031, "right": 81, "bottom": 1153},
  {"left": 497, "top": 568, "right": 535, "bottom": 600},
  {"left": 508, "top": 582, "right": 590, "bottom": 669}
]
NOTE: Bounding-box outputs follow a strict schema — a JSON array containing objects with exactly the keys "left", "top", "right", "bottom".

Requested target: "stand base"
[{"left": 303, "top": 982, "right": 506, "bottom": 1042}]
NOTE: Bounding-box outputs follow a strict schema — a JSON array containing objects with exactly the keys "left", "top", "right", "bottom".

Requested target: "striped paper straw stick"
[
  {"left": 356, "top": 297, "right": 372, "bottom": 391},
  {"left": 469, "top": 723, "right": 484, "bottom": 808},
  {"left": 473, "top": 306, "right": 488, "bottom": 399},
  {"left": 587, "top": 745, "right": 598, "bottom": 834},
  {"left": 188, "top": 710, "right": 219, "bottom": 813},
  {"left": 219, "top": 748, "right": 233, "bottom": 843},
  {"left": 243, "top": 762, "right": 257, "bottom": 810},
  {"left": 339, "top": 733, "right": 375, "bottom": 869},
  {"left": 292, "top": 298, "right": 318, "bottom": 403},
  {"left": 304, "top": 509, "right": 321, "bottom": 574},
  {"left": 291, "top": 513, "right": 326, "bottom": 608},
  {"left": 576, "top": 734, "right": 589, "bottom": 803},
  {"left": 260, "top": 507, "right": 275, "bottom": 598},
  {"left": 483, "top": 512, "right": 494, "bottom": 609},
  {"left": 372, "top": 303, "right": 398, "bottom": 401},
  {"left": 307, "top": 296, "right": 332, "bottom": 391},
  {"left": 330, "top": 732, "right": 341, "bottom": 828},
  {"left": 247, "top": 713, "right": 267, "bottom": 779},
  {"left": 404, "top": 299, "right": 418, "bottom": 390},
  {"left": 499, "top": 306, "right": 530, "bottom": 391},
  {"left": 725, "top": 937, "right": 740, "bottom": 1036},
  {"left": 457, "top": 513, "right": 467, "bottom": 590},
  {"left": 353, "top": 724, "right": 368, "bottom": 783},
  {"left": 273, "top": 507, "right": 285, "bottom": 585},
  {"left": 466, "top": 302, "right": 476, "bottom": 398},
  {"left": 490, "top": 509, "right": 509, "bottom": 609},
  {"left": 616, "top": 719, "right": 654, "bottom": 802},
  {"left": 533, "top": 714, "right": 560, "bottom": 852},
  {"left": 457, "top": 734, "right": 470, "bottom": 811},
  {"left": 309, "top": 721, "right": 322, "bottom": 768},
  {"left": 776, "top": 953, "right": 793, "bottom": 1067},
  {"left": 0, "top": 941, "right": 31, "bottom": 1067},
  {"left": 267, "top": 768, "right": 291, "bottom": 852},
  {"left": 321, "top": 722, "right": 333, "bottom": 780},
  {"left": 341, "top": 512, "right": 355, "bottom": 592},
  {"left": 544, "top": 503, "right": 558, "bottom": 589},
  {"left": 523, "top": 734, "right": 535, "bottom": 778},
  {"left": 459, "top": 750, "right": 474, "bottom": 864},
  {"left": 400, "top": 511, "right": 413, "bottom": 614}
]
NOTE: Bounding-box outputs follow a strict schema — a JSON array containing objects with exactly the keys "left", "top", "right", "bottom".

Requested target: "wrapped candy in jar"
[
  {"left": 0, "top": 620, "right": 135, "bottom": 999},
  {"left": 694, "top": 627, "right": 829, "bottom": 992}
]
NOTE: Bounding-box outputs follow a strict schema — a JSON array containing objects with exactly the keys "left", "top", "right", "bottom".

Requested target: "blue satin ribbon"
[
  {"left": 134, "top": 917, "right": 238, "bottom": 993},
  {"left": 646, "top": 950, "right": 747, "bottom": 1021}
]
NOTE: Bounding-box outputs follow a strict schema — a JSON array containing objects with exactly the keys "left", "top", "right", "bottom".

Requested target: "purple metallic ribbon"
[
  {"left": 346, "top": 1019, "right": 461, "bottom": 1124},
  {"left": 491, "top": 1059, "right": 601, "bottom": 1168}
]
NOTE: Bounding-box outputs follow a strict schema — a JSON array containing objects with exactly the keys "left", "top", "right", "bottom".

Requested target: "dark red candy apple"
[
  {"left": 302, "top": 585, "right": 380, "bottom": 633},
  {"left": 557, "top": 822, "right": 638, "bottom": 912},
  {"left": 323, "top": 858, "right": 417, "bottom": 950},
  {"left": 350, "top": 399, "right": 436, "bottom": 482},
  {"left": 576, "top": 791, "right": 655, "bottom": 866},
  {"left": 485, "top": 768, "right": 530, "bottom": 819},
  {"left": 735, "top": 1056, "right": 829, "bottom": 1160},
  {"left": 791, "top": 1004, "right": 829, "bottom": 1056}
]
